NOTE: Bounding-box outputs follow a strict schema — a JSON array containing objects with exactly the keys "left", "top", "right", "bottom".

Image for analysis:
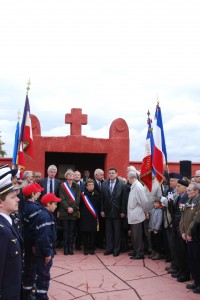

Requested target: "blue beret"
[
  {"left": 169, "top": 172, "right": 183, "bottom": 180},
  {"left": 178, "top": 179, "right": 189, "bottom": 187}
]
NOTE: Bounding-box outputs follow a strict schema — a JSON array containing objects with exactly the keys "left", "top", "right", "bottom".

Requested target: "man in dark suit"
[
  {"left": 101, "top": 167, "right": 127, "bottom": 257},
  {"left": 0, "top": 165, "right": 22, "bottom": 300},
  {"left": 40, "top": 164, "right": 62, "bottom": 247},
  {"left": 94, "top": 168, "right": 105, "bottom": 249},
  {"left": 40, "top": 165, "right": 61, "bottom": 197},
  {"left": 74, "top": 170, "right": 85, "bottom": 250}
]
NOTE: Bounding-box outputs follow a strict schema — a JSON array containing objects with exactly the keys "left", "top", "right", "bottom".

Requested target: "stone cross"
[{"left": 65, "top": 108, "right": 88, "bottom": 136}]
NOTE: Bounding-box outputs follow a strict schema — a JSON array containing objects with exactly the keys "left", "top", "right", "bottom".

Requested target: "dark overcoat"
[
  {"left": 59, "top": 181, "right": 80, "bottom": 220},
  {"left": 80, "top": 189, "right": 99, "bottom": 232}
]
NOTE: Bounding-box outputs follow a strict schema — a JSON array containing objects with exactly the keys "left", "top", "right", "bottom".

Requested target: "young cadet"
[
  {"left": 35, "top": 193, "right": 61, "bottom": 300},
  {"left": 0, "top": 164, "right": 22, "bottom": 300},
  {"left": 22, "top": 183, "right": 43, "bottom": 300}
]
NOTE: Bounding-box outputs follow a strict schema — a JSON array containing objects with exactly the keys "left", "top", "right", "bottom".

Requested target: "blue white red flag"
[
  {"left": 17, "top": 141, "right": 25, "bottom": 177},
  {"left": 12, "top": 121, "right": 20, "bottom": 166},
  {"left": 140, "top": 113, "right": 154, "bottom": 191},
  {"left": 20, "top": 95, "right": 34, "bottom": 158},
  {"left": 152, "top": 102, "right": 168, "bottom": 184}
]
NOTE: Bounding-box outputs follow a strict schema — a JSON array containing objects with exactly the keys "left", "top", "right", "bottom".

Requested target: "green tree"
[{"left": 0, "top": 131, "right": 7, "bottom": 157}]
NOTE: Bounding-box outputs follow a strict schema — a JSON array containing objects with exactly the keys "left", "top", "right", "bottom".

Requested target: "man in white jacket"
[{"left": 127, "top": 171, "right": 148, "bottom": 259}]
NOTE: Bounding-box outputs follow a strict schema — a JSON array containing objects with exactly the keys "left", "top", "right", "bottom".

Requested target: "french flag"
[
  {"left": 20, "top": 95, "right": 34, "bottom": 158},
  {"left": 140, "top": 114, "right": 154, "bottom": 192},
  {"left": 152, "top": 103, "right": 167, "bottom": 184},
  {"left": 12, "top": 121, "right": 20, "bottom": 166},
  {"left": 17, "top": 141, "right": 25, "bottom": 179}
]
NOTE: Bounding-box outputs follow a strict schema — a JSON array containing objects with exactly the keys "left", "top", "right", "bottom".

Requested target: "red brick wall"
[{"left": 129, "top": 161, "right": 200, "bottom": 177}]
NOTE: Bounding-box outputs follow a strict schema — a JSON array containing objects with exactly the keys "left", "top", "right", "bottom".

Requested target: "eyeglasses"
[{"left": 187, "top": 189, "right": 195, "bottom": 192}]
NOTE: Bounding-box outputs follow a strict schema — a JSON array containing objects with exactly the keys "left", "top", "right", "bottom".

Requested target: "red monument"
[
  {"left": 25, "top": 108, "right": 129, "bottom": 178},
  {"left": 1, "top": 108, "right": 198, "bottom": 177}
]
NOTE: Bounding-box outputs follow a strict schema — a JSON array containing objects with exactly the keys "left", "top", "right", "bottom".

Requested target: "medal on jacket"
[{"left": 179, "top": 203, "right": 185, "bottom": 211}]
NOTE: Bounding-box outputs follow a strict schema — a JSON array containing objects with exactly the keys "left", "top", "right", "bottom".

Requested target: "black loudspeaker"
[{"left": 180, "top": 160, "right": 192, "bottom": 179}]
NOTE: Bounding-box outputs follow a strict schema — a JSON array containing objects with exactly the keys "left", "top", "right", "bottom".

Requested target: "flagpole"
[
  {"left": 17, "top": 79, "right": 33, "bottom": 178},
  {"left": 153, "top": 99, "right": 169, "bottom": 188},
  {"left": 26, "top": 78, "right": 31, "bottom": 95},
  {"left": 140, "top": 110, "right": 154, "bottom": 192},
  {"left": 12, "top": 111, "right": 21, "bottom": 169},
  {"left": 19, "top": 79, "right": 34, "bottom": 158}
]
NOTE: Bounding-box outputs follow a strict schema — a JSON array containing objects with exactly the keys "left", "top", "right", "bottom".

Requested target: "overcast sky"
[{"left": 0, "top": 0, "right": 200, "bottom": 163}]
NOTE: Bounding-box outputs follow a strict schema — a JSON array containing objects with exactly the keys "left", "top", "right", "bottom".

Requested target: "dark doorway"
[{"left": 45, "top": 152, "right": 106, "bottom": 180}]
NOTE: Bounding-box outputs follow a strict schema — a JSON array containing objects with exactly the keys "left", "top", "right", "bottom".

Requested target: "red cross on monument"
[{"left": 65, "top": 108, "right": 88, "bottom": 136}]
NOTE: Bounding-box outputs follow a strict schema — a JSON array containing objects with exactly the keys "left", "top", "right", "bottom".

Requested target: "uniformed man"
[{"left": 0, "top": 164, "right": 22, "bottom": 300}]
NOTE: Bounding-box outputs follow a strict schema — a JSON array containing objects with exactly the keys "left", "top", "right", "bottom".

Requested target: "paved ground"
[{"left": 48, "top": 249, "right": 199, "bottom": 300}]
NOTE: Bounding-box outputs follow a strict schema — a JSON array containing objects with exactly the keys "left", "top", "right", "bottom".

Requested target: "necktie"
[
  {"left": 110, "top": 181, "right": 114, "bottom": 193},
  {"left": 98, "top": 181, "right": 101, "bottom": 189},
  {"left": 50, "top": 179, "right": 53, "bottom": 193}
]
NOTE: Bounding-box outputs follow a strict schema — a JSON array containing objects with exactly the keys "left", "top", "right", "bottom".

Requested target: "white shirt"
[{"left": 0, "top": 212, "right": 12, "bottom": 225}]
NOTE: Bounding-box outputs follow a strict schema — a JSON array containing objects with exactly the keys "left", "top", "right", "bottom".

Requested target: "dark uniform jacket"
[
  {"left": 35, "top": 206, "right": 57, "bottom": 258},
  {"left": 23, "top": 200, "right": 41, "bottom": 247},
  {"left": 173, "top": 192, "right": 188, "bottom": 236},
  {"left": 101, "top": 178, "right": 127, "bottom": 218},
  {"left": 0, "top": 215, "right": 23, "bottom": 299}
]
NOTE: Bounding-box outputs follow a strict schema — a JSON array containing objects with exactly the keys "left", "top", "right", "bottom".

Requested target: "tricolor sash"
[
  {"left": 81, "top": 192, "right": 99, "bottom": 231},
  {"left": 62, "top": 182, "right": 76, "bottom": 202}
]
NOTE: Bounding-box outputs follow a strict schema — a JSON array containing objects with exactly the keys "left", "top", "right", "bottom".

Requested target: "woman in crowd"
[
  {"left": 80, "top": 179, "right": 99, "bottom": 255},
  {"left": 59, "top": 169, "right": 80, "bottom": 255}
]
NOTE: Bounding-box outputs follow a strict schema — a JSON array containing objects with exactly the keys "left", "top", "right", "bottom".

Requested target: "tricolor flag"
[
  {"left": 20, "top": 95, "right": 34, "bottom": 158},
  {"left": 17, "top": 141, "right": 25, "bottom": 174},
  {"left": 152, "top": 102, "right": 168, "bottom": 184},
  {"left": 140, "top": 113, "right": 154, "bottom": 192},
  {"left": 12, "top": 121, "right": 20, "bottom": 166}
]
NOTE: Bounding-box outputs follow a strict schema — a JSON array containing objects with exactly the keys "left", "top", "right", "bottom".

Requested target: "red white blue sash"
[
  {"left": 81, "top": 192, "right": 99, "bottom": 231},
  {"left": 62, "top": 182, "right": 76, "bottom": 202}
]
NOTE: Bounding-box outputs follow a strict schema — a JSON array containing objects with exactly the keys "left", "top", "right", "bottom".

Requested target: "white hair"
[
  {"left": 195, "top": 170, "right": 200, "bottom": 176},
  {"left": 127, "top": 171, "right": 138, "bottom": 179},
  {"left": 47, "top": 165, "right": 57, "bottom": 172},
  {"left": 127, "top": 165, "right": 140, "bottom": 175}
]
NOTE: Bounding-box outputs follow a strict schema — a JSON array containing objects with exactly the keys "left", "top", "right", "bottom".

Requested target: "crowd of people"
[{"left": 0, "top": 164, "right": 200, "bottom": 300}]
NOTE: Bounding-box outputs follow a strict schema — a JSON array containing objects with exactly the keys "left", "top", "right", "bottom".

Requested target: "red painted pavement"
[{"left": 48, "top": 249, "right": 199, "bottom": 300}]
